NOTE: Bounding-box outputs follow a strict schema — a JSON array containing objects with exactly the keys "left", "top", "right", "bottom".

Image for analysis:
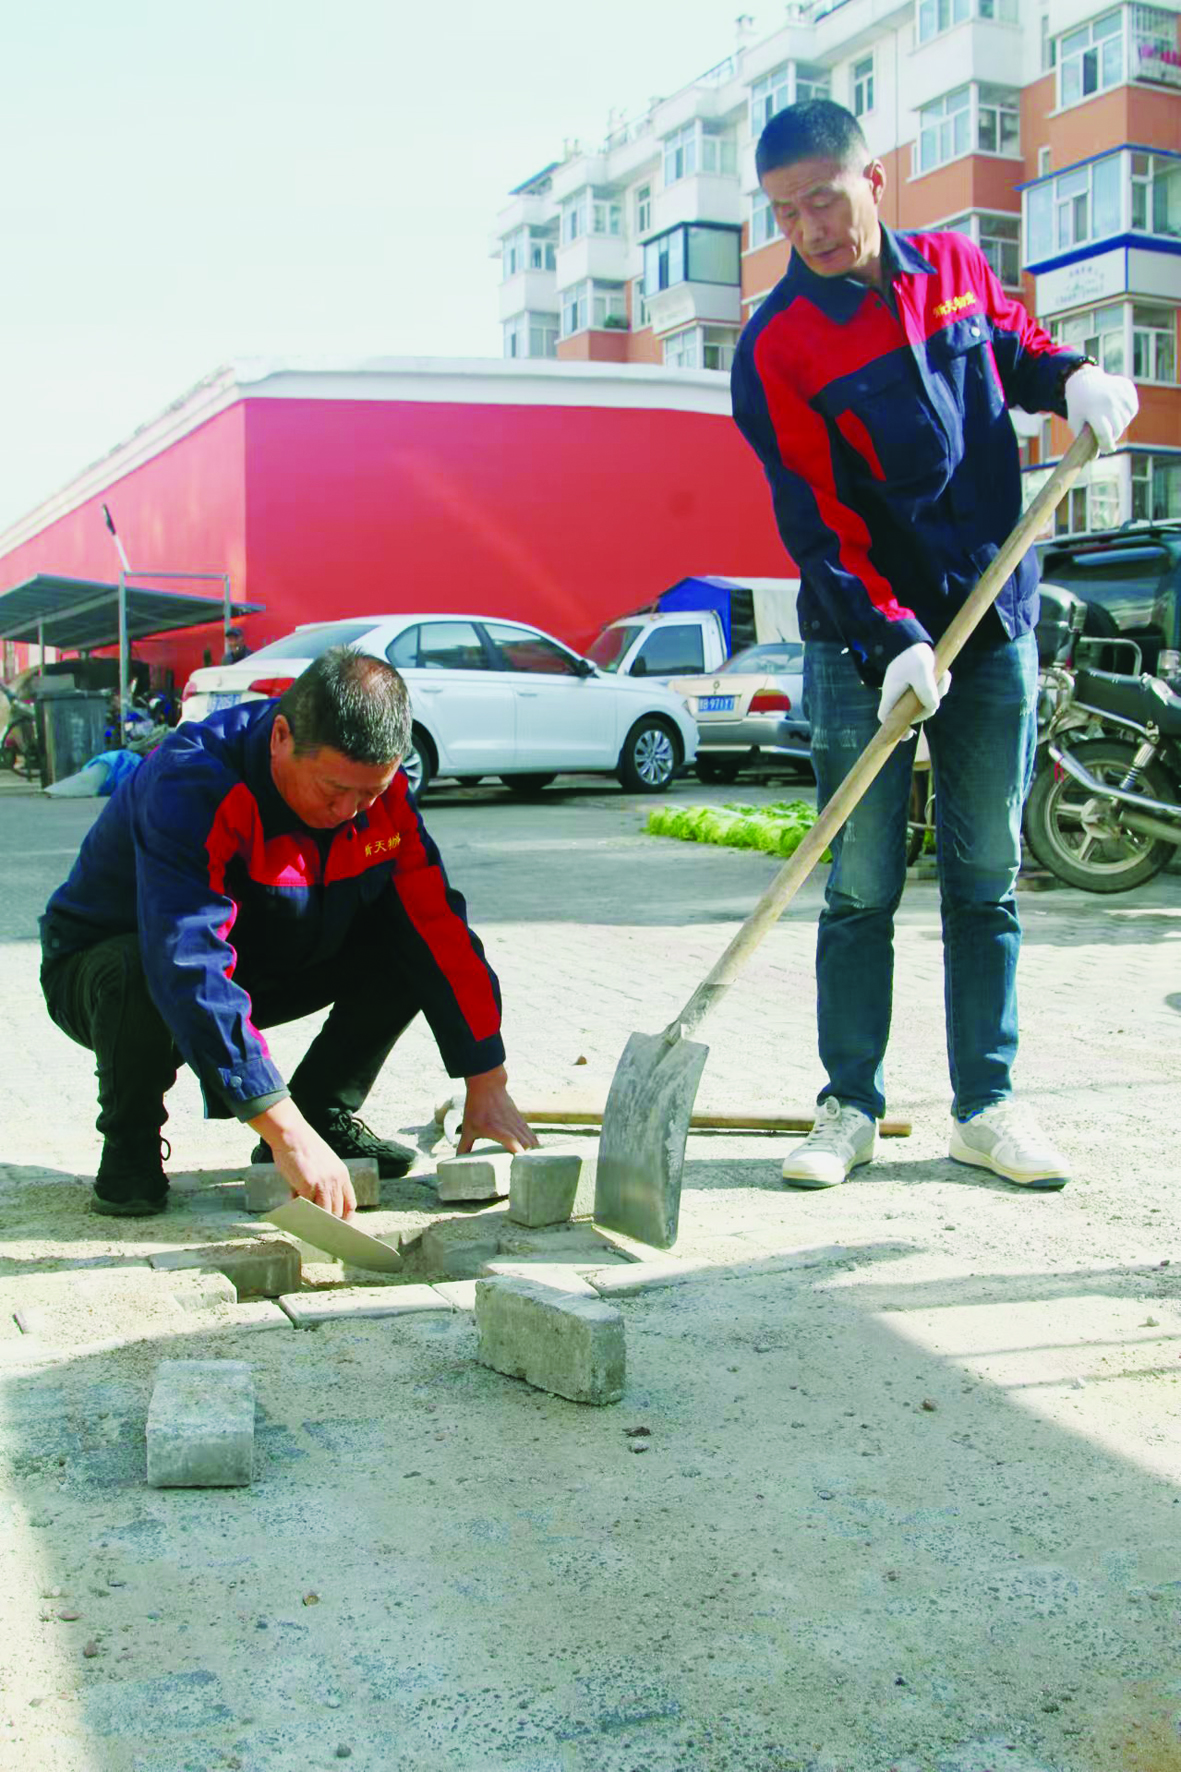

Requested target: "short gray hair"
[{"left": 276, "top": 647, "right": 411, "bottom": 765}]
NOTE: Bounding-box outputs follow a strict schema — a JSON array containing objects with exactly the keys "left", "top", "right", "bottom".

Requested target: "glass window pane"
[
  {"left": 1092, "top": 9, "right": 1121, "bottom": 38},
  {"left": 1000, "top": 111, "right": 1020, "bottom": 154},
  {"left": 483, "top": 625, "right": 580, "bottom": 675},
  {"left": 387, "top": 628, "right": 418, "bottom": 669},
  {"left": 1100, "top": 33, "right": 1123, "bottom": 84},
  {"left": 1092, "top": 154, "right": 1122, "bottom": 238},
  {"left": 417, "top": 623, "right": 488, "bottom": 671},
  {"left": 687, "top": 226, "right": 739, "bottom": 283},
  {"left": 1027, "top": 184, "right": 1052, "bottom": 260},
  {"left": 979, "top": 109, "right": 997, "bottom": 152},
  {"left": 669, "top": 229, "right": 685, "bottom": 285}
]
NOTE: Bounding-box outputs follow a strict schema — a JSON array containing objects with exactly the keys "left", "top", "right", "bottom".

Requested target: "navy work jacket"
[
  {"left": 731, "top": 226, "right": 1084, "bottom": 680},
  {"left": 41, "top": 702, "right": 505, "bottom": 1118}
]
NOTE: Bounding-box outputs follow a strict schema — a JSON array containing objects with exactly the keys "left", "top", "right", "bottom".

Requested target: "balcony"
[
  {"left": 555, "top": 233, "right": 630, "bottom": 289},
  {"left": 646, "top": 282, "right": 743, "bottom": 335},
  {"left": 498, "top": 271, "right": 560, "bottom": 323}
]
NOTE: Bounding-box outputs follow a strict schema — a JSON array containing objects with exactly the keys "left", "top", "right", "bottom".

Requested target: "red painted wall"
[
  {"left": 240, "top": 396, "right": 792, "bottom": 659},
  {"left": 0, "top": 405, "right": 249, "bottom": 687}
]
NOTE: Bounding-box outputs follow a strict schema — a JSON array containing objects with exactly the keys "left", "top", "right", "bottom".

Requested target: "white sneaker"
[
  {"left": 949, "top": 1101, "right": 1069, "bottom": 1190},
  {"left": 782, "top": 1098, "right": 877, "bottom": 1189}
]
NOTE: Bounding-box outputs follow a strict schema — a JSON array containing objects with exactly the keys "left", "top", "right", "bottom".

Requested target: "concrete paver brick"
[
  {"left": 475, "top": 1276, "right": 625, "bottom": 1405},
  {"left": 149, "top": 1236, "right": 301, "bottom": 1298},
  {"left": 244, "top": 1159, "right": 379, "bottom": 1213},
  {"left": 481, "top": 1262, "right": 598, "bottom": 1295},
  {"left": 431, "top": 1279, "right": 479, "bottom": 1310},
  {"left": 507, "top": 1150, "right": 583, "bottom": 1227},
  {"left": 436, "top": 1150, "right": 513, "bottom": 1202},
  {"left": 278, "top": 1285, "right": 455, "bottom": 1327},
  {"left": 146, "top": 1359, "right": 255, "bottom": 1488},
  {"left": 420, "top": 1215, "right": 506, "bottom": 1279}
]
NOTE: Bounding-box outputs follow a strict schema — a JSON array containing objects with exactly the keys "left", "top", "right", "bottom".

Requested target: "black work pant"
[{"left": 41, "top": 908, "right": 422, "bottom": 1150}]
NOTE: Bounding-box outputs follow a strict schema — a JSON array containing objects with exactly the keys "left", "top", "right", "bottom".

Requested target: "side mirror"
[{"left": 574, "top": 656, "right": 595, "bottom": 678}]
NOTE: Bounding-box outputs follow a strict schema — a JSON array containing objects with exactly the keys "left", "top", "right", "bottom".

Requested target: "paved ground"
[{"left": 1, "top": 765, "right": 1179, "bottom": 1772}]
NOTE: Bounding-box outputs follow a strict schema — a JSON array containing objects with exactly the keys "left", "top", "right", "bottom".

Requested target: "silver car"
[{"left": 672, "top": 640, "right": 810, "bottom": 786}]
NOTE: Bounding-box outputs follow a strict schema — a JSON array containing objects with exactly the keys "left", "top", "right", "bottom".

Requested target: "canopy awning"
[{"left": 0, "top": 575, "right": 263, "bottom": 651}]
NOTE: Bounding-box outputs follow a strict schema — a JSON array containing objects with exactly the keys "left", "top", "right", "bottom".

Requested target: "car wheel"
[
  {"left": 403, "top": 727, "right": 435, "bottom": 801},
  {"left": 695, "top": 756, "right": 741, "bottom": 786},
  {"left": 618, "top": 718, "right": 681, "bottom": 793},
  {"left": 501, "top": 774, "right": 556, "bottom": 796}
]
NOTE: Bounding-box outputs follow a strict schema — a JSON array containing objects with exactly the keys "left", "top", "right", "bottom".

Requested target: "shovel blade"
[{"left": 593, "top": 1028, "right": 709, "bottom": 1249}]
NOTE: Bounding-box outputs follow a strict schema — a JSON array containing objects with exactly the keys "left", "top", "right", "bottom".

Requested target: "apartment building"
[{"left": 491, "top": 0, "right": 1180, "bottom": 530}]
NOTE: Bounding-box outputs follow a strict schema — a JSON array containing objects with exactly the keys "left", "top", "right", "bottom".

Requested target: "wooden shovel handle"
[{"left": 672, "top": 426, "right": 1100, "bottom": 1041}]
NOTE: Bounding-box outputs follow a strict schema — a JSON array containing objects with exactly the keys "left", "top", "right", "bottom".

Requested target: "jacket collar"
[{"left": 784, "top": 224, "right": 935, "bottom": 323}]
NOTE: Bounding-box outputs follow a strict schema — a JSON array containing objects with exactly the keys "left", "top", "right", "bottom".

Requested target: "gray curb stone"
[
  {"left": 146, "top": 1359, "right": 255, "bottom": 1488},
  {"left": 475, "top": 1276, "right": 625, "bottom": 1405}
]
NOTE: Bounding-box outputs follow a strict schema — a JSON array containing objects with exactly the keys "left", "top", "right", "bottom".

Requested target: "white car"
[{"left": 180, "top": 614, "right": 697, "bottom": 797}]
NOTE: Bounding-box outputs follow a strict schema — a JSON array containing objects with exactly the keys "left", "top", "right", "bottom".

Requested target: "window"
[
  {"left": 663, "top": 123, "right": 735, "bottom": 185},
  {"left": 560, "top": 284, "right": 587, "bottom": 336},
  {"left": 1038, "top": 145, "right": 1051, "bottom": 176},
  {"left": 529, "top": 317, "right": 558, "bottom": 359},
  {"left": 631, "top": 625, "right": 706, "bottom": 676},
  {"left": 852, "top": 55, "right": 874, "bottom": 117},
  {"left": 502, "top": 229, "right": 528, "bottom": 278},
  {"left": 644, "top": 224, "right": 741, "bottom": 295},
  {"left": 529, "top": 235, "right": 557, "bottom": 272},
  {"left": 701, "top": 129, "right": 738, "bottom": 176},
  {"left": 503, "top": 315, "right": 525, "bottom": 358},
  {"left": 562, "top": 190, "right": 621, "bottom": 243},
  {"left": 1131, "top": 152, "right": 1181, "bottom": 238},
  {"left": 750, "top": 63, "right": 791, "bottom": 132},
  {"left": 1131, "top": 454, "right": 1181, "bottom": 520},
  {"left": 661, "top": 326, "right": 739, "bottom": 372},
  {"left": 591, "top": 283, "right": 626, "bottom": 328},
  {"left": 750, "top": 188, "right": 777, "bottom": 249},
  {"left": 917, "top": 87, "right": 971, "bottom": 171},
  {"left": 255, "top": 622, "right": 376, "bottom": 661},
  {"left": 1132, "top": 304, "right": 1176, "bottom": 382},
  {"left": 940, "top": 211, "right": 1021, "bottom": 286},
  {"left": 1132, "top": 5, "right": 1179, "bottom": 82},
  {"left": 635, "top": 182, "right": 651, "bottom": 237},
  {"left": 976, "top": 83, "right": 1020, "bottom": 155},
  {"left": 702, "top": 326, "right": 739, "bottom": 371},
  {"left": 664, "top": 123, "right": 697, "bottom": 185},
  {"left": 1024, "top": 153, "right": 1122, "bottom": 262},
  {"left": 1053, "top": 302, "right": 1127, "bottom": 374},
  {"left": 1040, "top": 13, "right": 1056, "bottom": 69},
  {"left": 1058, "top": 9, "right": 1123, "bottom": 107},
  {"left": 1054, "top": 476, "right": 1121, "bottom": 534},
  {"left": 750, "top": 62, "right": 829, "bottom": 132},
  {"left": 663, "top": 328, "right": 699, "bottom": 369},
  {"left": 918, "top": 0, "right": 1017, "bottom": 39},
  {"left": 795, "top": 64, "right": 831, "bottom": 102},
  {"left": 398, "top": 623, "right": 489, "bottom": 671},
  {"left": 483, "top": 624, "right": 581, "bottom": 675}
]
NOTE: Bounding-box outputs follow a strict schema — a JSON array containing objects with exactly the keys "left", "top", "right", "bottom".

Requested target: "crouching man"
[{"left": 40, "top": 647, "right": 538, "bottom": 1217}]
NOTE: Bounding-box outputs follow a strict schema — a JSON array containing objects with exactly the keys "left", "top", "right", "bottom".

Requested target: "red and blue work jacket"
[
  {"left": 41, "top": 702, "right": 505, "bottom": 1118},
  {"left": 732, "top": 226, "right": 1084, "bottom": 679}
]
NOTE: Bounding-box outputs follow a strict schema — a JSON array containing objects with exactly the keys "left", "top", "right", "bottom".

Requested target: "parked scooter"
[
  {"left": 0, "top": 676, "right": 41, "bottom": 778},
  {"left": 1023, "top": 655, "right": 1181, "bottom": 892}
]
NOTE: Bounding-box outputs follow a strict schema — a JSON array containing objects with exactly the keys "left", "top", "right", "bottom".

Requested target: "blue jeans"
[{"left": 803, "top": 633, "right": 1038, "bottom": 1122}]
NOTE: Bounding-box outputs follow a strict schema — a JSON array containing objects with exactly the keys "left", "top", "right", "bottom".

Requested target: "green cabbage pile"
[{"left": 645, "top": 799, "right": 826, "bottom": 860}]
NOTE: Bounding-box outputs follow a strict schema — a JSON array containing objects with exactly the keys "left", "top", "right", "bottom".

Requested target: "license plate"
[
  {"left": 698, "top": 695, "right": 735, "bottom": 713},
  {"left": 209, "top": 691, "right": 244, "bottom": 711}
]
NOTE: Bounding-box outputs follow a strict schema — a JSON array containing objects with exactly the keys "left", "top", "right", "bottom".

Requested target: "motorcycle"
[
  {"left": 0, "top": 677, "right": 41, "bottom": 779},
  {"left": 1023, "top": 656, "right": 1181, "bottom": 892}
]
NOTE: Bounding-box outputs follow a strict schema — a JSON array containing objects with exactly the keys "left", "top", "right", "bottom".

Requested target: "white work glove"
[
  {"left": 1064, "top": 364, "right": 1138, "bottom": 454},
  {"left": 877, "top": 642, "right": 950, "bottom": 726}
]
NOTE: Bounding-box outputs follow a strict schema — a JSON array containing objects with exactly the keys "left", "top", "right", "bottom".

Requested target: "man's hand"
[
  {"left": 877, "top": 643, "right": 950, "bottom": 725},
  {"left": 457, "top": 1066, "right": 540, "bottom": 1156},
  {"left": 1064, "top": 364, "right": 1138, "bottom": 453},
  {"left": 247, "top": 1099, "right": 356, "bottom": 1220}
]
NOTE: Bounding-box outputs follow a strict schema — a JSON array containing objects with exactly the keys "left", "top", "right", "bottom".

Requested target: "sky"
[{"left": 0, "top": 0, "right": 755, "bottom": 533}]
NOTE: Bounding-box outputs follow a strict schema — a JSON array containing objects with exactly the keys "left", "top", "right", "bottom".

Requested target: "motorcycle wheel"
[{"left": 1024, "top": 739, "right": 1175, "bottom": 893}]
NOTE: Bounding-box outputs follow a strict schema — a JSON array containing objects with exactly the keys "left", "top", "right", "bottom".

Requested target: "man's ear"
[{"left": 866, "top": 159, "right": 887, "bottom": 207}]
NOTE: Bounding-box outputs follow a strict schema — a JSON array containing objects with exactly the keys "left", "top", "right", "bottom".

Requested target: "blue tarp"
[{"left": 654, "top": 577, "right": 742, "bottom": 653}]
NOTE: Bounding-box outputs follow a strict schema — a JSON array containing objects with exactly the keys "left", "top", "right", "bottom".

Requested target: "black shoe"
[
  {"left": 92, "top": 1136, "right": 171, "bottom": 1218},
  {"left": 252, "top": 1109, "right": 415, "bottom": 1178}
]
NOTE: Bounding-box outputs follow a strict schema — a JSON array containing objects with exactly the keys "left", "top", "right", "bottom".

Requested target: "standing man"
[
  {"left": 221, "top": 627, "right": 252, "bottom": 666},
  {"left": 41, "top": 647, "right": 537, "bottom": 1217},
  {"left": 732, "top": 100, "right": 1137, "bottom": 1192}
]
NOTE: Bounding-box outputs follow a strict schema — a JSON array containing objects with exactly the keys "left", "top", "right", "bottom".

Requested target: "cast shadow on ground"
[
  {"left": 679, "top": 1152, "right": 1041, "bottom": 1200},
  {"left": 3, "top": 1234, "right": 1179, "bottom": 1769}
]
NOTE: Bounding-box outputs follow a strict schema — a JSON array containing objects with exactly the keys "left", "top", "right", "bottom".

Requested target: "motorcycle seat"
[{"left": 1073, "top": 668, "right": 1181, "bottom": 740}]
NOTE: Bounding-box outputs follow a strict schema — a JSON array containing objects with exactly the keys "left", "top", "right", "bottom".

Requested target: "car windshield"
[
  {"left": 724, "top": 642, "right": 804, "bottom": 673},
  {"left": 246, "top": 621, "right": 378, "bottom": 662},
  {"left": 587, "top": 625, "right": 644, "bottom": 672}
]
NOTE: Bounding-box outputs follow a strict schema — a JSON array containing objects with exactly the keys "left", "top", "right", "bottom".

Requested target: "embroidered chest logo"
[
  {"left": 364, "top": 835, "right": 401, "bottom": 858},
  {"left": 932, "top": 291, "right": 979, "bottom": 320}
]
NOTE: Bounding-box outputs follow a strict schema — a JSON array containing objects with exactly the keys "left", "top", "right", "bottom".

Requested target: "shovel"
[{"left": 594, "top": 427, "right": 1100, "bottom": 1248}]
